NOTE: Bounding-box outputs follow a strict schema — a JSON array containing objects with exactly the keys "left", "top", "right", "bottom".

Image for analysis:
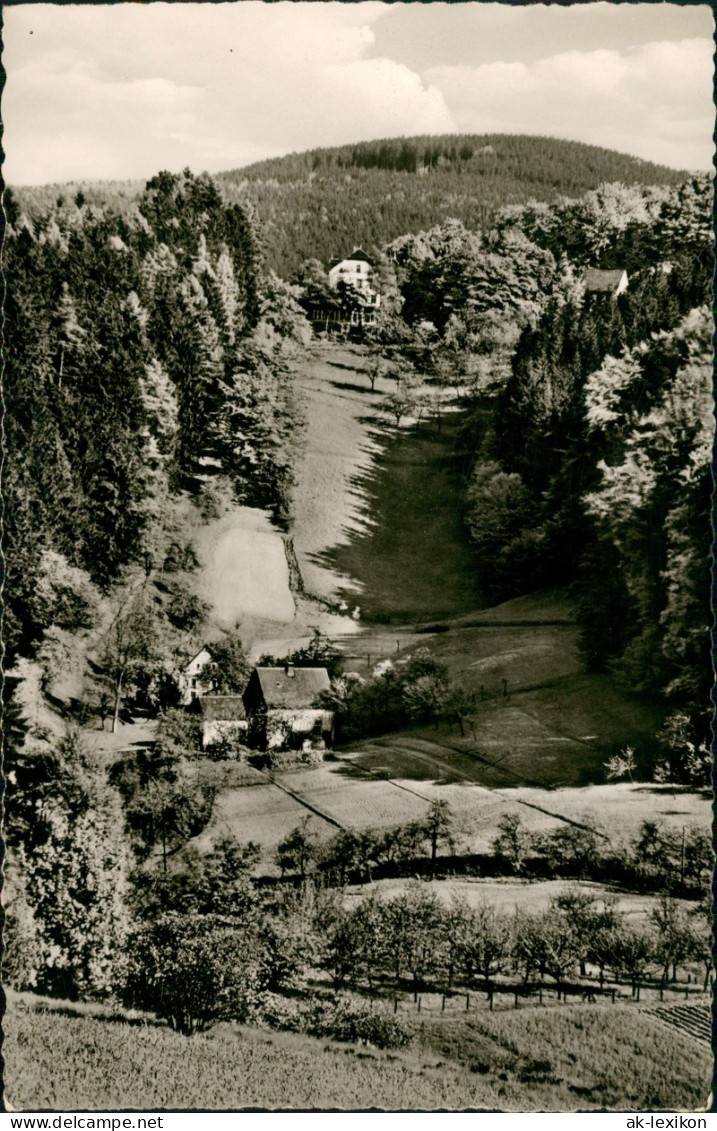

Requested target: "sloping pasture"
[{"left": 7, "top": 993, "right": 709, "bottom": 1112}]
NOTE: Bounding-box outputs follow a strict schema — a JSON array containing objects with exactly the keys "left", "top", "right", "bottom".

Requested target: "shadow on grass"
[
  {"left": 312, "top": 411, "right": 484, "bottom": 625},
  {"left": 328, "top": 379, "right": 376, "bottom": 396},
  {"left": 326, "top": 358, "right": 369, "bottom": 374},
  {"left": 330, "top": 751, "right": 464, "bottom": 786},
  {"left": 19, "top": 996, "right": 163, "bottom": 1029}
]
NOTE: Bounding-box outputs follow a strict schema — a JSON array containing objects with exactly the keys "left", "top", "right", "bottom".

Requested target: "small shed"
[
  {"left": 583, "top": 268, "right": 629, "bottom": 297},
  {"left": 243, "top": 665, "right": 334, "bottom": 752},
  {"left": 199, "top": 695, "right": 248, "bottom": 749}
]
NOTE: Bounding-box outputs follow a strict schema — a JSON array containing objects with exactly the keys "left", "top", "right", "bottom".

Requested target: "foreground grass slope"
[{"left": 7, "top": 995, "right": 709, "bottom": 1112}]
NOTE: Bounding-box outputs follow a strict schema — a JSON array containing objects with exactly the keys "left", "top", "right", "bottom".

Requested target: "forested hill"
[
  {"left": 216, "top": 134, "right": 688, "bottom": 276},
  {"left": 13, "top": 135, "right": 689, "bottom": 279}
]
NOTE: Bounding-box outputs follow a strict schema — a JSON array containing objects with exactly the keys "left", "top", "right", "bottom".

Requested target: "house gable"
[
  {"left": 328, "top": 248, "right": 376, "bottom": 295},
  {"left": 179, "top": 646, "right": 214, "bottom": 705}
]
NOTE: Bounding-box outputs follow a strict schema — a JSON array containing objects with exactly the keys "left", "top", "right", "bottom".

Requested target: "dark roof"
[
  {"left": 200, "top": 695, "right": 246, "bottom": 721},
  {"left": 330, "top": 248, "right": 373, "bottom": 268},
  {"left": 583, "top": 268, "right": 627, "bottom": 292},
  {"left": 252, "top": 666, "right": 331, "bottom": 709}
]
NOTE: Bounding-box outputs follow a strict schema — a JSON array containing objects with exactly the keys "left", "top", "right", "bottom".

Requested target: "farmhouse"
[
  {"left": 243, "top": 664, "right": 334, "bottom": 752},
  {"left": 583, "top": 268, "right": 629, "bottom": 297},
  {"left": 198, "top": 695, "right": 248, "bottom": 750},
  {"left": 178, "top": 646, "right": 214, "bottom": 705}
]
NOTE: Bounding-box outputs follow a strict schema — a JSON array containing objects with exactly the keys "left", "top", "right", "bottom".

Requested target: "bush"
[
  {"left": 260, "top": 993, "right": 413, "bottom": 1050},
  {"left": 253, "top": 747, "right": 323, "bottom": 771},
  {"left": 306, "top": 997, "right": 413, "bottom": 1049},
  {"left": 154, "top": 708, "right": 202, "bottom": 757},
  {"left": 163, "top": 579, "right": 210, "bottom": 632},
  {"left": 204, "top": 730, "right": 249, "bottom": 761},
  {"left": 121, "top": 913, "right": 261, "bottom": 1035}
]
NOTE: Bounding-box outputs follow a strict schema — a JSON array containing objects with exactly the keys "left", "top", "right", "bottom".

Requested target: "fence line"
[{"left": 375, "top": 981, "right": 708, "bottom": 1017}]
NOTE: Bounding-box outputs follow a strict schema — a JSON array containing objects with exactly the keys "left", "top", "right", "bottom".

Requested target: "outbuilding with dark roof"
[
  {"left": 583, "top": 268, "right": 629, "bottom": 297},
  {"left": 199, "top": 695, "right": 247, "bottom": 749}
]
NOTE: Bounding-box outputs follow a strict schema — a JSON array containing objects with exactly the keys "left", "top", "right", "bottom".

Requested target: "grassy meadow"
[
  {"left": 190, "top": 753, "right": 709, "bottom": 867},
  {"left": 7, "top": 994, "right": 710, "bottom": 1112}
]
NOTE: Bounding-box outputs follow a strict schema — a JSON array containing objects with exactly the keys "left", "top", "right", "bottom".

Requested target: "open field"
[
  {"left": 321, "top": 407, "right": 485, "bottom": 623},
  {"left": 342, "top": 875, "right": 686, "bottom": 920},
  {"left": 291, "top": 341, "right": 485, "bottom": 622},
  {"left": 192, "top": 778, "right": 337, "bottom": 856},
  {"left": 290, "top": 344, "right": 387, "bottom": 602},
  {"left": 193, "top": 504, "right": 295, "bottom": 628},
  {"left": 189, "top": 750, "right": 709, "bottom": 867},
  {"left": 7, "top": 993, "right": 710, "bottom": 1112},
  {"left": 330, "top": 588, "right": 663, "bottom": 789}
]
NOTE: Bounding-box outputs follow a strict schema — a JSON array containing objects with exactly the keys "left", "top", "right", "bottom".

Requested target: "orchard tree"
[
  {"left": 386, "top": 884, "right": 443, "bottom": 994},
  {"left": 460, "top": 903, "right": 512, "bottom": 988},
  {"left": 492, "top": 812, "right": 528, "bottom": 874},
  {"left": 612, "top": 923, "right": 656, "bottom": 996},
  {"left": 423, "top": 800, "right": 454, "bottom": 870},
  {"left": 351, "top": 891, "right": 390, "bottom": 992},
  {"left": 651, "top": 895, "right": 692, "bottom": 984},
  {"left": 277, "top": 817, "right": 318, "bottom": 882},
  {"left": 530, "top": 911, "right": 581, "bottom": 996}
]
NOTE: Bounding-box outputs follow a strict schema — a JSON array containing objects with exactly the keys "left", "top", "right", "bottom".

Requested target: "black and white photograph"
[{"left": 2, "top": 0, "right": 714, "bottom": 1113}]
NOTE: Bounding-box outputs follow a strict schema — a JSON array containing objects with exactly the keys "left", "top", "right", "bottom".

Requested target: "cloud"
[
  {"left": 3, "top": 5, "right": 712, "bottom": 185},
  {"left": 424, "top": 38, "right": 714, "bottom": 170},
  {"left": 3, "top": 2, "right": 452, "bottom": 184}
]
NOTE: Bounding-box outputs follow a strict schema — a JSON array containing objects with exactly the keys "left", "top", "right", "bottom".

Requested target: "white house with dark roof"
[
  {"left": 583, "top": 268, "right": 629, "bottom": 297},
  {"left": 242, "top": 664, "right": 334, "bottom": 752},
  {"left": 328, "top": 247, "right": 374, "bottom": 295}
]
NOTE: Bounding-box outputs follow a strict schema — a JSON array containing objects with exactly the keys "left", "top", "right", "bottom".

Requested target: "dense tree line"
[
  {"left": 274, "top": 809, "right": 711, "bottom": 902},
  {"left": 15, "top": 136, "right": 687, "bottom": 280},
  {"left": 3, "top": 170, "right": 309, "bottom": 1010},
  {"left": 4, "top": 169, "right": 306, "bottom": 658},
  {"left": 383, "top": 175, "right": 711, "bottom": 780},
  {"left": 215, "top": 135, "right": 687, "bottom": 276}
]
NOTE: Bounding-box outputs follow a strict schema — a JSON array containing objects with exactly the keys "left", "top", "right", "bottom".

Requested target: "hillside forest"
[
  {"left": 3, "top": 142, "right": 713, "bottom": 1059},
  {"left": 15, "top": 133, "right": 690, "bottom": 278}
]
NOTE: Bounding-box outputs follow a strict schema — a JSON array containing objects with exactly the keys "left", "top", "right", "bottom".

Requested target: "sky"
[{"left": 3, "top": 1, "right": 714, "bottom": 186}]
